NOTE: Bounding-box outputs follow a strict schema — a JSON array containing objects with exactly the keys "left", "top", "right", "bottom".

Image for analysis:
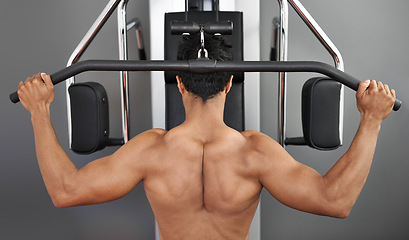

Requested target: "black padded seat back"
[{"left": 164, "top": 11, "right": 244, "bottom": 131}]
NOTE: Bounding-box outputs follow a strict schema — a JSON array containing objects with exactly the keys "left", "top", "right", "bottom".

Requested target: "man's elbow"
[
  {"left": 327, "top": 202, "right": 352, "bottom": 219},
  {"left": 50, "top": 186, "right": 92, "bottom": 208},
  {"left": 49, "top": 177, "right": 81, "bottom": 208},
  {"left": 331, "top": 207, "right": 351, "bottom": 219},
  {"left": 322, "top": 183, "right": 353, "bottom": 218},
  {"left": 51, "top": 192, "right": 73, "bottom": 208},
  {"left": 49, "top": 184, "right": 79, "bottom": 208},
  {"left": 52, "top": 199, "right": 67, "bottom": 208}
]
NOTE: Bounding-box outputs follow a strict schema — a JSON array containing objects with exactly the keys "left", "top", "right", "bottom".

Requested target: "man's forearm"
[
  {"left": 323, "top": 116, "right": 381, "bottom": 213},
  {"left": 31, "top": 111, "right": 78, "bottom": 205}
]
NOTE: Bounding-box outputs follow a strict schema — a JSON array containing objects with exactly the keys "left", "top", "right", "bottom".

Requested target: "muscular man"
[{"left": 17, "top": 34, "right": 395, "bottom": 240}]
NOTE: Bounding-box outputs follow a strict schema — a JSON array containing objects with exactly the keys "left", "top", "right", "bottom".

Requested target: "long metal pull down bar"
[{"left": 10, "top": 60, "right": 402, "bottom": 110}]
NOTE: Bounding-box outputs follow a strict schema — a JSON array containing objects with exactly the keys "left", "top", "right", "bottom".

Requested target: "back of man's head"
[{"left": 177, "top": 33, "right": 233, "bottom": 102}]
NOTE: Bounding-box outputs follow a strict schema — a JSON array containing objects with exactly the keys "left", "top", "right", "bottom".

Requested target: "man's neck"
[{"left": 181, "top": 94, "right": 227, "bottom": 139}]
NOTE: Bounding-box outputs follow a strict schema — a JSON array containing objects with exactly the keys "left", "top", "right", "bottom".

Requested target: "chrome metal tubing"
[
  {"left": 118, "top": 0, "right": 130, "bottom": 143},
  {"left": 135, "top": 25, "right": 145, "bottom": 55},
  {"left": 127, "top": 18, "right": 146, "bottom": 57},
  {"left": 185, "top": 0, "right": 189, "bottom": 21},
  {"left": 65, "top": 0, "right": 122, "bottom": 148},
  {"left": 276, "top": 0, "right": 345, "bottom": 147},
  {"left": 277, "top": 0, "right": 289, "bottom": 147},
  {"left": 288, "top": 0, "right": 344, "bottom": 145},
  {"left": 288, "top": 0, "right": 344, "bottom": 71},
  {"left": 126, "top": 18, "right": 140, "bottom": 31}
]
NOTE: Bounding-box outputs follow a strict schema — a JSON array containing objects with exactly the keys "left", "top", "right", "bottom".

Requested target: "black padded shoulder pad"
[
  {"left": 68, "top": 82, "right": 109, "bottom": 154},
  {"left": 302, "top": 77, "right": 341, "bottom": 150}
]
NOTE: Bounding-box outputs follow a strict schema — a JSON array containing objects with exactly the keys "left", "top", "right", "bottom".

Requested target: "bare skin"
[{"left": 18, "top": 73, "right": 395, "bottom": 240}]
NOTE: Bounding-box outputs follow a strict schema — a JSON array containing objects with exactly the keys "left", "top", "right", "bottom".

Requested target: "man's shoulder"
[
  {"left": 240, "top": 130, "right": 282, "bottom": 152},
  {"left": 126, "top": 128, "right": 168, "bottom": 148},
  {"left": 135, "top": 128, "right": 168, "bottom": 141},
  {"left": 241, "top": 130, "right": 275, "bottom": 143},
  {"left": 144, "top": 128, "right": 168, "bottom": 137}
]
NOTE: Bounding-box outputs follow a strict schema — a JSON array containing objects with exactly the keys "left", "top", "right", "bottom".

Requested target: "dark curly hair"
[{"left": 177, "top": 33, "right": 233, "bottom": 102}]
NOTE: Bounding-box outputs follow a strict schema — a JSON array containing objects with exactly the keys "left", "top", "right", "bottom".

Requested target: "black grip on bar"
[
  {"left": 9, "top": 60, "right": 402, "bottom": 111},
  {"left": 170, "top": 21, "right": 200, "bottom": 35},
  {"left": 10, "top": 90, "right": 20, "bottom": 104},
  {"left": 10, "top": 70, "right": 72, "bottom": 103},
  {"left": 203, "top": 21, "right": 233, "bottom": 35},
  {"left": 10, "top": 71, "right": 64, "bottom": 103},
  {"left": 170, "top": 21, "right": 233, "bottom": 35}
]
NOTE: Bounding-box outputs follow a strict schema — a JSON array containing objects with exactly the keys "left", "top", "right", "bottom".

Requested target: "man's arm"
[
  {"left": 18, "top": 73, "right": 163, "bottom": 207},
  {"left": 256, "top": 80, "right": 395, "bottom": 218}
]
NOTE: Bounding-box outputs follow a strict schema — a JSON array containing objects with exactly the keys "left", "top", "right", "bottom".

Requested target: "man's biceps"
[{"left": 76, "top": 156, "right": 117, "bottom": 179}]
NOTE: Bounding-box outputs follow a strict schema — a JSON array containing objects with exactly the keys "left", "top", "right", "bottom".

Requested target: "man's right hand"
[
  {"left": 356, "top": 80, "right": 396, "bottom": 123},
  {"left": 18, "top": 73, "right": 55, "bottom": 118}
]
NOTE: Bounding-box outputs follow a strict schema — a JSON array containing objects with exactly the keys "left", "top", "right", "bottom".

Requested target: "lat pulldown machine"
[{"left": 10, "top": 0, "right": 401, "bottom": 155}]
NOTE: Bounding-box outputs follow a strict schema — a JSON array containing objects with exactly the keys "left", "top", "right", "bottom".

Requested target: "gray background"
[{"left": 1, "top": 0, "right": 408, "bottom": 239}]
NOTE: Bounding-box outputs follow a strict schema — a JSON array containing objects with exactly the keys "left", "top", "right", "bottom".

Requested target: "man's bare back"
[
  {"left": 141, "top": 124, "right": 262, "bottom": 239},
  {"left": 17, "top": 68, "right": 395, "bottom": 240}
]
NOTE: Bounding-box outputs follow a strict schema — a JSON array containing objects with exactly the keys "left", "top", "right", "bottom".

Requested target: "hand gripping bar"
[{"left": 9, "top": 59, "right": 402, "bottom": 111}]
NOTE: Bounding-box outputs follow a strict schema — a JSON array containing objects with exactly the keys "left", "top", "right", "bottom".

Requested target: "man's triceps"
[{"left": 257, "top": 141, "right": 345, "bottom": 217}]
